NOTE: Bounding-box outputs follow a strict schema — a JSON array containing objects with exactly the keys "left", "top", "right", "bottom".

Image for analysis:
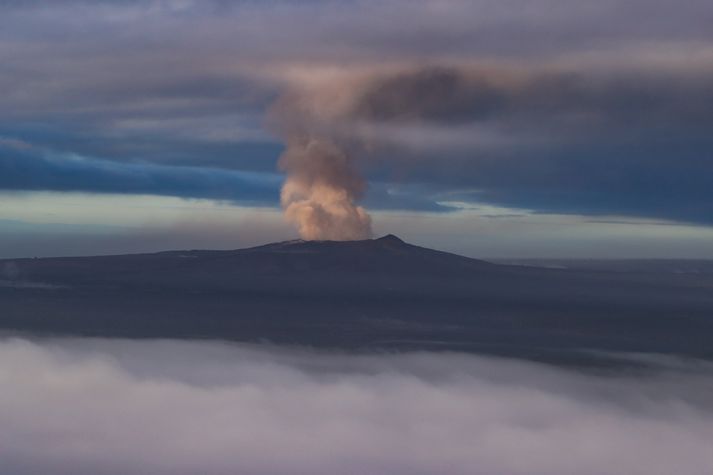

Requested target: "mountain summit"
[{"left": 376, "top": 234, "right": 405, "bottom": 244}]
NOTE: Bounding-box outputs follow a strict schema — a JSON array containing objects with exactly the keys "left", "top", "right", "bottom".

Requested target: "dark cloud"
[
  {"left": 0, "top": 140, "right": 280, "bottom": 204},
  {"left": 350, "top": 66, "right": 713, "bottom": 129},
  {"left": 1, "top": 122, "right": 283, "bottom": 173},
  {"left": 352, "top": 68, "right": 507, "bottom": 123},
  {"left": 363, "top": 135, "right": 713, "bottom": 224},
  {"left": 338, "top": 66, "right": 713, "bottom": 224}
]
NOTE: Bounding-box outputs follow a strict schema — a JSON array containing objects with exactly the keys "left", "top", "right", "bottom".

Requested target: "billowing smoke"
[
  {"left": 278, "top": 136, "right": 372, "bottom": 241},
  {"left": 271, "top": 64, "right": 713, "bottom": 238},
  {"left": 272, "top": 88, "right": 372, "bottom": 241}
]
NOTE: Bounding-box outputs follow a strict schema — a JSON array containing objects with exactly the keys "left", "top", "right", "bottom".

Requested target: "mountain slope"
[
  {"left": 1, "top": 235, "right": 712, "bottom": 364},
  {"left": 1, "top": 234, "right": 494, "bottom": 289}
]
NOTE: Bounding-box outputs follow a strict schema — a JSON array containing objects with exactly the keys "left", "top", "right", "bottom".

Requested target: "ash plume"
[
  {"left": 271, "top": 63, "right": 713, "bottom": 238},
  {"left": 271, "top": 89, "right": 372, "bottom": 241},
  {"left": 269, "top": 66, "right": 511, "bottom": 242}
]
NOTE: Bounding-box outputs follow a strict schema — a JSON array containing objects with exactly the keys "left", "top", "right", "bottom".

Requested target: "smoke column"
[
  {"left": 279, "top": 137, "right": 372, "bottom": 240},
  {"left": 271, "top": 66, "right": 497, "bottom": 241},
  {"left": 272, "top": 90, "right": 372, "bottom": 241}
]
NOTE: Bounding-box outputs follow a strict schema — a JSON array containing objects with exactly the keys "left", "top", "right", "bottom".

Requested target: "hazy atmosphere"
[{"left": 2, "top": 0, "right": 713, "bottom": 257}]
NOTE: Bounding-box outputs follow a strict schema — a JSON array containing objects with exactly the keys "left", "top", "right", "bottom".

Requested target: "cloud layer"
[
  {"left": 1, "top": 0, "right": 713, "bottom": 225},
  {"left": 1, "top": 337, "right": 712, "bottom": 475},
  {"left": 0, "top": 138, "right": 280, "bottom": 203}
]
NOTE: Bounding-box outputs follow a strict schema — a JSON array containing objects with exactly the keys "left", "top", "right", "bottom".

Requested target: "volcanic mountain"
[{"left": 1, "top": 235, "right": 712, "bottom": 364}]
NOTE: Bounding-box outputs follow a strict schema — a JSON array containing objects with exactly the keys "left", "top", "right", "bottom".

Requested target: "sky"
[{"left": 1, "top": 0, "right": 713, "bottom": 257}]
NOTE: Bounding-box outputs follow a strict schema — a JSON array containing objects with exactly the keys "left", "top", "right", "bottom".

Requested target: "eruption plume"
[
  {"left": 270, "top": 65, "right": 510, "bottom": 241},
  {"left": 279, "top": 137, "right": 372, "bottom": 241},
  {"left": 272, "top": 89, "right": 372, "bottom": 241}
]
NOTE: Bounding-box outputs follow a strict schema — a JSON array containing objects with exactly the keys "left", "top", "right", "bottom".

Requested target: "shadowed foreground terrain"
[{"left": 1, "top": 235, "right": 712, "bottom": 365}]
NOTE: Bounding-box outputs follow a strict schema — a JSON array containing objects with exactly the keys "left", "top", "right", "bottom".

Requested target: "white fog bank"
[{"left": 0, "top": 338, "right": 712, "bottom": 475}]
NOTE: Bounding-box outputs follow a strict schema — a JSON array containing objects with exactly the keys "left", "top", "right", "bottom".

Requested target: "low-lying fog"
[{"left": 1, "top": 337, "right": 712, "bottom": 475}]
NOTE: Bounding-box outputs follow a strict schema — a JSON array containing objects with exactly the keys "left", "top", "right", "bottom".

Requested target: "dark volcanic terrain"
[{"left": 1, "top": 235, "right": 712, "bottom": 364}]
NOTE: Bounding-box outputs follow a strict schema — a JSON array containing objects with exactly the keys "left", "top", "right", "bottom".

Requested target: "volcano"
[{"left": 1, "top": 235, "right": 712, "bottom": 364}]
